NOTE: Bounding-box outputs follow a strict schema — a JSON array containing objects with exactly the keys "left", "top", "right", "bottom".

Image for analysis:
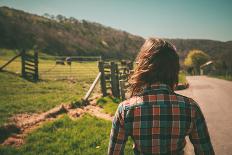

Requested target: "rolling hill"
[
  {"left": 0, "top": 6, "right": 231, "bottom": 69},
  {"left": 0, "top": 6, "right": 144, "bottom": 60}
]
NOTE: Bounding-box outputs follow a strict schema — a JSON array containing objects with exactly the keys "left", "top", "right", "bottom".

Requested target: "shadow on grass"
[{"left": 0, "top": 124, "right": 20, "bottom": 143}]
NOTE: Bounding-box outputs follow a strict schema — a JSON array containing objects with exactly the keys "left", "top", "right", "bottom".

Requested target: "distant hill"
[
  {"left": 0, "top": 6, "right": 231, "bottom": 69},
  {"left": 167, "top": 39, "right": 232, "bottom": 65},
  {"left": 0, "top": 6, "right": 144, "bottom": 60}
]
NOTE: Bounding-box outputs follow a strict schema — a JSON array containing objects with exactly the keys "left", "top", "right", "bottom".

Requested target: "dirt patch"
[
  {"left": 84, "top": 105, "right": 113, "bottom": 121},
  {"left": 0, "top": 95, "right": 113, "bottom": 147},
  {"left": 1, "top": 104, "right": 70, "bottom": 146}
]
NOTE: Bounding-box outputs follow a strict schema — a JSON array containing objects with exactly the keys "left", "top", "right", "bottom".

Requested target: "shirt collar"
[{"left": 143, "top": 83, "right": 173, "bottom": 94}]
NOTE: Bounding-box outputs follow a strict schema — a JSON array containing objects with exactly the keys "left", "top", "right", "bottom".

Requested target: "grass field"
[
  {"left": 0, "top": 72, "right": 89, "bottom": 126},
  {"left": 0, "top": 114, "right": 134, "bottom": 155},
  {"left": 209, "top": 74, "right": 232, "bottom": 81},
  {"left": 0, "top": 50, "right": 99, "bottom": 126},
  {"left": 178, "top": 71, "right": 187, "bottom": 83},
  {"left": 0, "top": 59, "right": 99, "bottom": 81},
  {"left": 0, "top": 50, "right": 188, "bottom": 154},
  {"left": 97, "top": 96, "right": 121, "bottom": 116},
  {"left": 0, "top": 64, "right": 187, "bottom": 127},
  {"left": 0, "top": 51, "right": 126, "bottom": 154}
]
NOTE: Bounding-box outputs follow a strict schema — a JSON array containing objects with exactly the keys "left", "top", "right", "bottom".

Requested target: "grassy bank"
[
  {"left": 178, "top": 72, "right": 187, "bottom": 83},
  {"left": 0, "top": 114, "right": 134, "bottom": 155},
  {"left": 97, "top": 96, "right": 120, "bottom": 116},
  {"left": 0, "top": 50, "right": 189, "bottom": 154},
  {"left": 209, "top": 74, "right": 232, "bottom": 81},
  {"left": 0, "top": 72, "right": 88, "bottom": 126},
  {"left": 0, "top": 50, "right": 99, "bottom": 126}
]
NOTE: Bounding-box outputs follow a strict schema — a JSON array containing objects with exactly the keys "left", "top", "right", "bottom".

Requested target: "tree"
[
  {"left": 56, "top": 14, "right": 66, "bottom": 22},
  {"left": 184, "top": 50, "right": 210, "bottom": 75}
]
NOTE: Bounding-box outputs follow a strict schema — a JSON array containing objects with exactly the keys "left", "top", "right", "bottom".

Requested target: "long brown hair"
[{"left": 128, "top": 38, "right": 180, "bottom": 96}]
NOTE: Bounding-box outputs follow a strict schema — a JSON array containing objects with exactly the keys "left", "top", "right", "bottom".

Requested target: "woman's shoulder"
[{"left": 119, "top": 96, "right": 145, "bottom": 110}]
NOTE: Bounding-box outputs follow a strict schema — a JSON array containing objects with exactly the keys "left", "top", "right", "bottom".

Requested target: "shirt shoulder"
[
  {"left": 174, "top": 93, "right": 202, "bottom": 116},
  {"left": 118, "top": 93, "right": 201, "bottom": 112},
  {"left": 118, "top": 96, "right": 144, "bottom": 110},
  {"left": 174, "top": 93, "right": 199, "bottom": 105}
]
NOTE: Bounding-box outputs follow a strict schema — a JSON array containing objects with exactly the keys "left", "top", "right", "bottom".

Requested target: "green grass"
[
  {"left": 0, "top": 58, "right": 99, "bottom": 81},
  {"left": 0, "top": 49, "right": 21, "bottom": 58},
  {"left": 0, "top": 51, "right": 99, "bottom": 126},
  {"left": 0, "top": 114, "right": 134, "bottom": 155},
  {"left": 97, "top": 96, "right": 121, "bottom": 116},
  {"left": 210, "top": 74, "right": 232, "bottom": 81},
  {"left": 0, "top": 50, "right": 188, "bottom": 154},
  {"left": 0, "top": 72, "right": 89, "bottom": 126},
  {"left": 0, "top": 49, "right": 99, "bottom": 81},
  {"left": 178, "top": 71, "right": 187, "bottom": 83}
]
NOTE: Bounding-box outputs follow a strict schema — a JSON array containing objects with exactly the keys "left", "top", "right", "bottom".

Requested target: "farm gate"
[
  {"left": 0, "top": 49, "right": 133, "bottom": 100},
  {"left": 98, "top": 60, "right": 133, "bottom": 99},
  {"left": 0, "top": 49, "right": 39, "bottom": 82},
  {"left": 0, "top": 49, "right": 101, "bottom": 82},
  {"left": 38, "top": 55, "right": 101, "bottom": 81},
  {"left": 21, "top": 49, "right": 39, "bottom": 81}
]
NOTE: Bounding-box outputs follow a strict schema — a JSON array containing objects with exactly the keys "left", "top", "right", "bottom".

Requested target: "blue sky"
[{"left": 0, "top": 0, "right": 231, "bottom": 41}]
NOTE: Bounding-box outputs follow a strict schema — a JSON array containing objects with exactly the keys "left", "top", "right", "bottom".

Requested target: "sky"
[{"left": 0, "top": 0, "right": 231, "bottom": 41}]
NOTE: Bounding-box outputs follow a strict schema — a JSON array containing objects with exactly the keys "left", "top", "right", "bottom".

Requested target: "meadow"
[
  {"left": 0, "top": 73, "right": 133, "bottom": 154},
  {"left": 0, "top": 55, "right": 99, "bottom": 127},
  {"left": 0, "top": 50, "right": 187, "bottom": 154},
  {"left": 0, "top": 51, "right": 130, "bottom": 154},
  {"left": 0, "top": 114, "right": 134, "bottom": 155},
  {"left": 0, "top": 72, "right": 88, "bottom": 126},
  {"left": 210, "top": 74, "right": 232, "bottom": 81}
]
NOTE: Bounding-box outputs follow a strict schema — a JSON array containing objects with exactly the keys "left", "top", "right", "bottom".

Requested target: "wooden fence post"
[
  {"left": 83, "top": 72, "right": 102, "bottom": 102},
  {"left": 110, "top": 61, "right": 120, "bottom": 98},
  {"left": 98, "top": 61, "right": 107, "bottom": 96},
  {"left": 119, "top": 80, "right": 126, "bottom": 100},
  {"left": 115, "top": 63, "right": 120, "bottom": 97},
  {"left": 128, "top": 61, "right": 134, "bottom": 70},
  {"left": 0, "top": 52, "right": 21, "bottom": 71},
  {"left": 21, "top": 49, "right": 26, "bottom": 78},
  {"left": 34, "top": 48, "right": 39, "bottom": 81}
]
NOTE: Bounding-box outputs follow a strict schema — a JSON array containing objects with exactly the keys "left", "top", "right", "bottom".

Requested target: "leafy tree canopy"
[{"left": 184, "top": 50, "right": 210, "bottom": 74}]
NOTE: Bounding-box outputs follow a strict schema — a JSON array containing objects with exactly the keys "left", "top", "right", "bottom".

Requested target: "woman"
[{"left": 108, "top": 38, "right": 214, "bottom": 155}]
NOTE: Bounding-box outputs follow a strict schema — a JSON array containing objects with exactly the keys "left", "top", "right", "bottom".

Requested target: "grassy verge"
[
  {"left": 96, "top": 96, "right": 121, "bottom": 116},
  {"left": 0, "top": 114, "right": 134, "bottom": 155},
  {"left": 178, "top": 71, "right": 187, "bottom": 83},
  {"left": 0, "top": 72, "right": 88, "bottom": 126},
  {"left": 0, "top": 59, "right": 98, "bottom": 81},
  {"left": 0, "top": 50, "right": 99, "bottom": 126},
  {"left": 209, "top": 74, "right": 232, "bottom": 81}
]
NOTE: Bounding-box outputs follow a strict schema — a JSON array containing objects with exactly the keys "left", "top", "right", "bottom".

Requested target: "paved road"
[{"left": 176, "top": 76, "right": 232, "bottom": 155}]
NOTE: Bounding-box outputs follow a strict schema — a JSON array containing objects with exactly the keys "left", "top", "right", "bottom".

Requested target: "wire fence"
[{"left": 0, "top": 55, "right": 101, "bottom": 82}]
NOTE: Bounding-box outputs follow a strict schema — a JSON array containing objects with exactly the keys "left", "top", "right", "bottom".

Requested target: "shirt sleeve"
[
  {"left": 189, "top": 103, "right": 215, "bottom": 155},
  {"left": 108, "top": 103, "right": 128, "bottom": 155}
]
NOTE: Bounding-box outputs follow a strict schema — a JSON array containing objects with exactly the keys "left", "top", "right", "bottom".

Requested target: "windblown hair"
[{"left": 128, "top": 38, "right": 180, "bottom": 96}]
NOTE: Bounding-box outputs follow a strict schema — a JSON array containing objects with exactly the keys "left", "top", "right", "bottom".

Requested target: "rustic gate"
[
  {"left": 98, "top": 60, "right": 133, "bottom": 99},
  {"left": 21, "top": 49, "right": 39, "bottom": 82}
]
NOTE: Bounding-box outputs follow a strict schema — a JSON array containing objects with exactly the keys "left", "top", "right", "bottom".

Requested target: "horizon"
[{"left": 0, "top": 0, "right": 232, "bottom": 42}]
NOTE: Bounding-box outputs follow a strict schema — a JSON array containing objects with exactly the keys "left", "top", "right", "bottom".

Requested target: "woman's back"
[{"left": 108, "top": 38, "right": 214, "bottom": 155}]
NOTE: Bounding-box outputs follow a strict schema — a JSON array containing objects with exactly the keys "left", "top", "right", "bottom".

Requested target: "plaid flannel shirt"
[{"left": 108, "top": 84, "right": 214, "bottom": 155}]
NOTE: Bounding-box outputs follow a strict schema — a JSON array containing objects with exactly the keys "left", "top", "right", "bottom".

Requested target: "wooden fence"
[
  {"left": 21, "top": 49, "right": 39, "bottom": 82},
  {"left": 0, "top": 49, "right": 39, "bottom": 82},
  {"left": 98, "top": 60, "right": 133, "bottom": 99}
]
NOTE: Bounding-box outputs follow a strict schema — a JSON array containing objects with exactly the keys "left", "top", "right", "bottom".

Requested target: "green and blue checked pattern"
[{"left": 108, "top": 84, "right": 214, "bottom": 155}]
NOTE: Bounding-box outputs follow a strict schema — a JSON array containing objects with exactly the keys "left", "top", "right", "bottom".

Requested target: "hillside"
[
  {"left": 0, "top": 6, "right": 144, "bottom": 59},
  {"left": 0, "top": 6, "right": 231, "bottom": 68},
  {"left": 167, "top": 39, "right": 232, "bottom": 69}
]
